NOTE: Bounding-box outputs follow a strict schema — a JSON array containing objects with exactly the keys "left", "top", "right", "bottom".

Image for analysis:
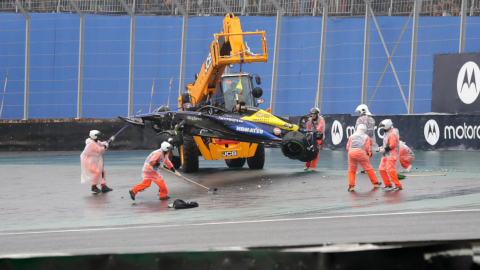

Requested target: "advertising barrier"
[
  {"left": 432, "top": 53, "right": 480, "bottom": 114},
  {"left": 2, "top": 114, "right": 480, "bottom": 151},
  {"left": 292, "top": 114, "right": 480, "bottom": 151}
]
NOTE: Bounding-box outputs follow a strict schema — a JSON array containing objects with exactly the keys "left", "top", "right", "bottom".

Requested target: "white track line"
[{"left": 1, "top": 208, "right": 479, "bottom": 237}]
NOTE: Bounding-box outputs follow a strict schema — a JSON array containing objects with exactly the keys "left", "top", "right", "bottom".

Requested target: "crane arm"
[{"left": 179, "top": 14, "right": 268, "bottom": 109}]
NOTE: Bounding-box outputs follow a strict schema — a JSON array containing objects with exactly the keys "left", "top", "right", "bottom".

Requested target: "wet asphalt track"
[{"left": 0, "top": 149, "right": 480, "bottom": 256}]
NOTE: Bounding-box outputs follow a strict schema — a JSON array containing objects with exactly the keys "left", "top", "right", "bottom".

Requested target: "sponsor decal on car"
[
  {"left": 256, "top": 113, "right": 263, "bottom": 118},
  {"left": 236, "top": 126, "right": 264, "bottom": 134},
  {"left": 273, "top": 128, "right": 281, "bottom": 135},
  {"left": 222, "top": 151, "right": 237, "bottom": 157},
  {"left": 187, "top": 115, "right": 202, "bottom": 121},
  {"left": 219, "top": 117, "right": 244, "bottom": 123},
  {"left": 283, "top": 123, "right": 294, "bottom": 129}
]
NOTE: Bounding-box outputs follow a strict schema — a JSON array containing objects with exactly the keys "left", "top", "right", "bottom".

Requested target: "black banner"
[
  {"left": 432, "top": 52, "right": 480, "bottom": 113},
  {"left": 292, "top": 114, "right": 480, "bottom": 151}
]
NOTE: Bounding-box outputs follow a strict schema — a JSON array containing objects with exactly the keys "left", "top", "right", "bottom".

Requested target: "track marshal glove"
[{"left": 377, "top": 147, "right": 386, "bottom": 154}]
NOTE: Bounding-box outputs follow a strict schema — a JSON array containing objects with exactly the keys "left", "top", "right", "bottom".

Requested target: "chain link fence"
[{"left": 2, "top": 0, "right": 479, "bottom": 16}]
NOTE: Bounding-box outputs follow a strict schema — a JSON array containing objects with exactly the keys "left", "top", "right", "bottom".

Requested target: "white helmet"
[
  {"left": 89, "top": 130, "right": 103, "bottom": 140},
  {"left": 366, "top": 111, "right": 372, "bottom": 116},
  {"left": 310, "top": 107, "right": 320, "bottom": 115},
  {"left": 161, "top": 141, "right": 173, "bottom": 152},
  {"left": 355, "top": 104, "right": 369, "bottom": 116},
  {"left": 379, "top": 119, "right": 393, "bottom": 131},
  {"left": 356, "top": 124, "right": 367, "bottom": 134}
]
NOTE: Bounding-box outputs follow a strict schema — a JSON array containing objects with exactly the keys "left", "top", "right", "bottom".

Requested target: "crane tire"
[
  {"left": 225, "top": 158, "right": 246, "bottom": 168},
  {"left": 181, "top": 135, "right": 199, "bottom": 173},
  {"left": 247, "top": 144, "right": 265, "bottom": 169}
]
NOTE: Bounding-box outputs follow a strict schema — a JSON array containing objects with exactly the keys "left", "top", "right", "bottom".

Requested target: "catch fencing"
[
  {"left": 0, "top": 0, "right": 480, "bottom": 119},
  {"left": 2, "top": 0, "right": 480, "bottom": 16}
]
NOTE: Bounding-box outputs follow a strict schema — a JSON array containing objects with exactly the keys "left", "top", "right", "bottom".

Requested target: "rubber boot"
[
  {"left": 101, "top": 185, "right": 113, "bottom": 193},
  {"left": 91, "top": 185, "right": 101, "bottom": 194}
]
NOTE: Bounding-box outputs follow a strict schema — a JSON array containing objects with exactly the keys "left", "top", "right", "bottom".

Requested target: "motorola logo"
[
  {"left": 424, "top": 119, "right": 440, "bottom": 145},
  {"left": 457, "top": 61, "right": 480, "bottom": 105},
  {"left": 331, "top": 120, "right": 343, "bottom": 145}
]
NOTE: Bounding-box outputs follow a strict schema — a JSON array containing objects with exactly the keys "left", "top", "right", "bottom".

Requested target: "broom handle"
[
  {"left": 407, "top": 174, "right": 446, "bottom": 177},
  {"left": 162, "top": 167, "right": 210, "bottom": 190}
]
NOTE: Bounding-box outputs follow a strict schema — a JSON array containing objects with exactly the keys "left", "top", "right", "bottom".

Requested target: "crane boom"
[{"left": 178, "top": 14, "right": 268, "bottom": 109}]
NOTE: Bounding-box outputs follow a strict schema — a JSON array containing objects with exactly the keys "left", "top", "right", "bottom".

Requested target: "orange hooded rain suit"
[
  {"left": 356, "top": 115, "right": 376, "bottom": 160},
  {"left": 132, "top": 149, "right": 174, "bottom": 198},
  {"left": 379, "top": 128, "right": 402, "bottom": 188},
  {"left": 399, "top": 143, "right": 415, "bottom": 169},
  {"left": 304, "top": 116, "right": 325, "bottom": 169},
  {"left": 346, "top": 132, "right": 379, "bottom": 186}
]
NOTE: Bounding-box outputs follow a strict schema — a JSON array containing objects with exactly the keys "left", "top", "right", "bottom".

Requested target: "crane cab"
[{"left": 212, "top": 72, "right": 263, "bottom": 111}]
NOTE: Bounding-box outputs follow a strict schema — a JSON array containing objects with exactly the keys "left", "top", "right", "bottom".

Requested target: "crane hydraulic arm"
[{"left": 179, "top": 14, "right": 268, "bottom": 109}]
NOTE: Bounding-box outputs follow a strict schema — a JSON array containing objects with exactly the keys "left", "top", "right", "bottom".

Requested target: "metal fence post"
[
  {"left": 270, "top": 0, "right": 283, "bottom": 114},
  {"left": 470, "top": 0, "right": 474, "bottom": 16},
  {"left": 216, "top": 0, "right": 232, "bottom": 13},
  {"left": 408, "top": 0, "right": 422, "bottom": 114},
  {"left": 15, "top": 0, "right": 30, "bottom": 120},
  {"left": 459, "top": 0, "right": 467, "bottom": 53},
  {"left": 119, "top": 0, "right": 135, "bottom": 116},
  {"left": 68, "top": 0, "right": 85, "bottom": 119},
  {"left": 315, "top": 0, "right": 328, "bottom": 112},
  {"left": 361, "top": 0, "right": 371, "bottom": 105},
  {"left": 173, "top": 0, "right": 188, "bottom": 97}
]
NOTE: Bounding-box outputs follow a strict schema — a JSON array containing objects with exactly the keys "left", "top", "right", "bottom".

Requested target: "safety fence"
[
  {"left": 0, "top": 8, "right": 480, "bottom": 119},
  {"left": 1, "top": 0, "right": 480, "bottom": 17}
]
